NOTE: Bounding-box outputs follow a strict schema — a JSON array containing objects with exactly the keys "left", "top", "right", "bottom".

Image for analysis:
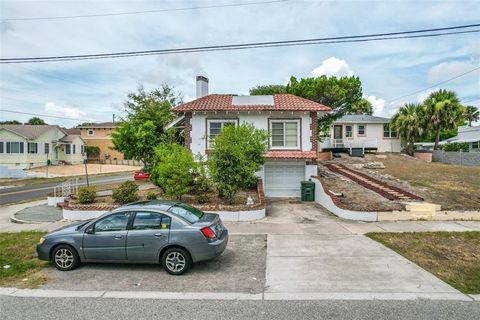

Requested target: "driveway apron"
[{"left": 262, "top": 200, "right": 461, "bottom": 297}]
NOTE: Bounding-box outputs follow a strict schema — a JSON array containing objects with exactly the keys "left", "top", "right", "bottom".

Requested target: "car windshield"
[{"left": 167, "top": 203, "right": 204, "bottom": 224}]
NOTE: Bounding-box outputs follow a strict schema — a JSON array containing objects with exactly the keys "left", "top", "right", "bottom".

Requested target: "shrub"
[
  {"left": 192, "top": 154, "right": 212, "bottom": 193},
  {"left": 146, "top": 191, "right": 157, "bottom": 200},
  {"left": 85, "top": 146, "right": 100, "bottom": 158},
  {"left": 112, "top": 181, "right": 139, "bottom": 204},
  {"left": 77, "top": 187, "right": 96, "bottom": 204},
  {"left": 150, "top": 143, "right": 195, "bottom": 200},
  {"left": 208, "top": 123, "right": 268, "bottom": 202},
  {"left": 197, "top": 194, "right": 210, "bottom": 204},
  {"left": 441, "top": 142, "right": 469, "bottom": 152}
]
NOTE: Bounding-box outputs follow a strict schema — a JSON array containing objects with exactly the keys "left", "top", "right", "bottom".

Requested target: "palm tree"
[
  {"left": 391, "top": 103, "right": 422, "bottom": 156},
  {"left": 464, "top": 105, "right": 479, "bottom": 126},
  {"left": 421, "top": 89, "right": 464, "bottom": 150}
]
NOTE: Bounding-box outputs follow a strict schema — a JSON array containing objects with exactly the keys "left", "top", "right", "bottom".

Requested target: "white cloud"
[
  {"left": 427, "top": 61, "right": 478, "bottom": 83},
  {"left": 44, "top": 102, "right": 87, "bottom": 120},
  {"left": 311, "top": 57, "right": 353, "bottom": 77},
  {"left": 365, "top": 95, "right": 386, "bottom": 115}
]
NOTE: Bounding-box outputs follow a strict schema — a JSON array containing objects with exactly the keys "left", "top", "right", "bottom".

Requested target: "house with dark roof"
[
  {"left": 0, "top": 125, "right": 85, "bottom": 170},
  {"left": 171, "top": 76, "right": 331, "bottom": 197},
  {"left": 320, "top": 114, "right": 401, "bottom": 155}
]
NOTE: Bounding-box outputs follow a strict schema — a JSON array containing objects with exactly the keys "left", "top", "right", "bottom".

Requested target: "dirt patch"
[
  {"left": 367, "top": 231, "right": 480, "bottom": 294},
  {"left": 328, "top": 153, "right": 480, "bottom": 211},
  {"left": 318, "top": 166, "right": 405, "bottom": 212}
]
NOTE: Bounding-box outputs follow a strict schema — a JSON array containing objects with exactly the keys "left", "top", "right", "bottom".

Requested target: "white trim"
[
  {"left": 87, "top": 129, "right": 94, "bottom": 136},
  {"left": 357, "top": 124, "right": 366, "bottom": 137},
  {"left": 206, "top": 119, "right": 237, "bottom": 149},
  {"left": 269, "top": 119, "right": 301, "bottom": 150}
]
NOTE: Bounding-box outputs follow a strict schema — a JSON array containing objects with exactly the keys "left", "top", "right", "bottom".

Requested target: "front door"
[
  {"left": 82, "top": 211, "right": 132, "bottom": 261},
  {"left": 126, "top": 211, "right": 171, "bottom": 262},
  {"left": 333, "top": 125, "right": 343, "bottom": 139}
]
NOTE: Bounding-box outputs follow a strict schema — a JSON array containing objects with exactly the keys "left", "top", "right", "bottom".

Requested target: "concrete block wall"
[{"left": 432, "top": 150, "right": 480, "bottom": 166}]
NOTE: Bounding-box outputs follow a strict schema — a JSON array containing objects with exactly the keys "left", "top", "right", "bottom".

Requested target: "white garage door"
[{"left": 264, "top": 164, "right": 305, "bottom": 198}]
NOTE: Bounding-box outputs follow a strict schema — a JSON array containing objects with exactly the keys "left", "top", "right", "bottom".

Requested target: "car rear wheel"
[
  {"left": 162, "top": 247, "right": 191, "bottom": 275},
  {"left": 52, "top": 245, "right": 80, "bottom": 271}
]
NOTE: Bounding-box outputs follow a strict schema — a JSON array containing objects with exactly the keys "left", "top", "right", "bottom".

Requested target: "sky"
[{"left": 0, "top": 0, "right": 479, "bottom": 127}]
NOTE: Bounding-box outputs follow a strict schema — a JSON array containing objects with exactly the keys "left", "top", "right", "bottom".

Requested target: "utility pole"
[
  {"left": 84, "top": 159, "right": 89, "bottom": 187},
  {"left": 112, "top": 114, "right": 115, "bottom": 124}
]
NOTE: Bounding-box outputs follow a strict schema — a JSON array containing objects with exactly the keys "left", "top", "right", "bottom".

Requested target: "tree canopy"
[
  {"left": 391, "top": 103, "right": 422, "bottom": 156},
  {"left": 27, "top": 117, "right": 47, "bottom": 125},
  {"left": 250, "top": 84, "right": 287, "bottom": 95},
  {"left": 112, "top": 84, "right": 182, "bottom": 165},
  {"left": 464, "top": 105, "right": 479, "bottom": 126},
  {"left": 0, "top": 120, "right": 21, "bottom": 124}
]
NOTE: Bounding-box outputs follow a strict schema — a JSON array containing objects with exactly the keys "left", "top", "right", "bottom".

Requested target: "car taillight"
[{"left": 201, "top": 227, "right": 216, "bottom": 239}]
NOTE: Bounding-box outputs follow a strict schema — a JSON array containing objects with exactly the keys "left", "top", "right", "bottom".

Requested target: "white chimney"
[{"left": 196, "top": 76, "right": 209, "bottom": 98}]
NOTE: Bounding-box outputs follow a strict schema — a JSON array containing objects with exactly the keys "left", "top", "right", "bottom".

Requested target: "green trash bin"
[{"left": 301, "top": 180, "right": 315, "bottom": 201}]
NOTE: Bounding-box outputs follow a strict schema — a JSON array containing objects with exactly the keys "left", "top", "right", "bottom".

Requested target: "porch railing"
[{"left": 53, "top": 178, "right": 79, "bottom": 198}]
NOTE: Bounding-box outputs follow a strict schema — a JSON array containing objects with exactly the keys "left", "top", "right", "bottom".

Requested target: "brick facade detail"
[
  {"left": 310, "top": 111, "right": 318, "bottom": 152},
  {"left": 184, "top": 112, "right": 192, "bottom": 150}
]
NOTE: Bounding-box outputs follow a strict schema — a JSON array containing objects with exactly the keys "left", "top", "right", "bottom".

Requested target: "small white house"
[
  {"left": 170, "top": 76, "right": 331, "bottom": 198},
  {"left": 415, "top": 125, "right": 480, "bottom": 151},
  {"left": 320, "top": 114, "right": 401, "bottom": 155},
  {"left": 0, "top": 125, "right": 86, "bottom": 170}
]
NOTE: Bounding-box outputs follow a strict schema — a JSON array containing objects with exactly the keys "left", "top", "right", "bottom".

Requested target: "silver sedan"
[{"left": 37, "top": 200, "right": 228, "bottom": 275}]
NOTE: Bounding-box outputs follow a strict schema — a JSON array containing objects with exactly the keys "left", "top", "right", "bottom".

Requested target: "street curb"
[
  {"left": 0, "top": 288, "right": 476, "bottom": 301},
  {"left": 9, "top": 215, "right": 44, "bottom": 225}
]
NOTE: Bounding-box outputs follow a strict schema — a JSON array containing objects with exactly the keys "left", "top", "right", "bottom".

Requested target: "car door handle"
[
  {"left": 114, "top": 234, "right": 123, "bottom": 239},
  {"left": 154, "top": 233, "right": 162, "bottom": 238}
]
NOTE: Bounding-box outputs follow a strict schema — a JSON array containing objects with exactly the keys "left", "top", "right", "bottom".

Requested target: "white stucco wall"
[{"left": 190, "top": 111, "right": 315, "bottom": 157}]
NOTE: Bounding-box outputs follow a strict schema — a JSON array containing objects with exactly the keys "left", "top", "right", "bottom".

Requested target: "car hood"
[{"left": 46, "top": 221, "right": 85, "bottom": 237}]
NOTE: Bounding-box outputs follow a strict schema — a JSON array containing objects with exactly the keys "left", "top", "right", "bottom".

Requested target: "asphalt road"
[
  {"left": 0, "top": 173, "right": 133, "bottom": 205},
  {"left": 1, "top": 296, "right": 479, "bottom": 320}
]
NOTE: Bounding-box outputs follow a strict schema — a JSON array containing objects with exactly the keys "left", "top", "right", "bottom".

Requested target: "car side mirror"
[{"left": 85, "top": 226, "right": 94, "bottom": 234}]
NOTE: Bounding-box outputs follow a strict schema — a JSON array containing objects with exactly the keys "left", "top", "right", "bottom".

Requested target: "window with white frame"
[
  {"left": 207, "top": 119, "right": 237, "bottom": 149},
  {"left": 0, "top": 142, "right": 3, "bottom": 153},
  {"left": 65, "top": 144, "right": 71, "bottom": 154},
  {"left": 6, "top": 142, "right": 24, "bottom": 154},
  {"left": 472, "top": 141, "right": 479, "bottom": 151},
  {"left": 383, "top": 124, "right": 398, "bottom": 138},
  {"left": 87, "top": 129, "right": 94, "bottom": 136},
  {"left": 270, "top": 119, "right": 300, "bottom": 149},
  {"left": 357, "top": 125, "right": 366, "bottom": 136},
  {"left": 27, "top": 142, "right": 38, "bottom": 154},
  {"left": 44, "top": 143, "right": 49, "bottom": 154},
  {"left": 73, "top": 144, "right": 76, "bottom": 154},
  {"left": 345, "top": 125, "right": 353, "bottom": 138}
]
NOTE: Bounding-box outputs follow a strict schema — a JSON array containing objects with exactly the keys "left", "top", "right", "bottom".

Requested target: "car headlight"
[{"left": 38, "top": 237, "right": 45, "bottom": 245}]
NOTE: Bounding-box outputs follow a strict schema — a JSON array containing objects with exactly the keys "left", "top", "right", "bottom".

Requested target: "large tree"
[
  {"left": 391, "top": 103, "right": 422, "bottom": 156},
  {"left": 0, "top": 120, "right": 21, "bottom": 124},
  {"left": 464, "top": 105, "right": 479, "bottom": 126},
  {"left": 27, "top": 117, "right": 47, "bottom": 125},
  {"left": 347, "top": 98, "right": 373, "bottom": 115},
  {"left": 250, "top": 84, "right": 287, "bottom": 95},
  {"left": 421, "top": 89, "right": 465, "bottom": 150},
  {"left": 112, "top": 84, "right": 182, "bottom": 165}
]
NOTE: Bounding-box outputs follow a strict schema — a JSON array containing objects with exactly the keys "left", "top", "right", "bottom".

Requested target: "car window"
[
  {"left": 168, "top": 204, "right": 204, "bottom": 224},
  {"left": 94, "top": 212, "right": 132, "bottom": 232},
  {"left": 132, "top": 212, "right": 171, "bottom": 230}
]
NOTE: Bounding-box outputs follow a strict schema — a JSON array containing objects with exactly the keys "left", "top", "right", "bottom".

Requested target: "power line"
[
  {"left": 0, "top": 108, "right": 94, "bottom": 122},
  {"left": 385, "top": 66, "right": 480, "bottom": 104},
  {"left": 0, "top": 0, "right": 287, "bottom": 21},
  {"left": 1, "top": 24, "right": 479, "bottom": 64}
]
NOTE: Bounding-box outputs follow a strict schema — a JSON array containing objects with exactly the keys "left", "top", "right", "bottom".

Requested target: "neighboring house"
[
  {"left": 77, "top": 122, "right": 125, "bottom": 160},
  {"left": 415, "top": 125, "right": 480, "bottom": 151},
  {"left": 0, "top": 125, "right": 85, "bottom": 170},
  {"left": 320, "top": 114, "right": 401, "bottom": 155},
  {"left": 171, "top": 76, "right": 331, "bottom": 198}
]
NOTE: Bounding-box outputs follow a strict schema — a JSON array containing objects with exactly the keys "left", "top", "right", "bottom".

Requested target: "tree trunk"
[{"left": 434, "top": 130, "right": 441, "bottom": 150}]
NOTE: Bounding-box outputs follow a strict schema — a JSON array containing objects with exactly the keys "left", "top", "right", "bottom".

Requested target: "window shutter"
[{"left": 20, "top": 142, "right": 24, "bottom": 153}]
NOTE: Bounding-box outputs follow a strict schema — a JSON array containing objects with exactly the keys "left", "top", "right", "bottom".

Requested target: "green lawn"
[
  {"left": 0, "top": 231, "right": 48, "bottom": 288},
  {"left": 367, "top": 231, "right": 480, "bottom": 294}
]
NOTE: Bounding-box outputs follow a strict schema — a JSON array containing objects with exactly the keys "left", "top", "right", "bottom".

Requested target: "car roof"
[{"left": 115, "top": 200, "right": 180, "bottom": 212}]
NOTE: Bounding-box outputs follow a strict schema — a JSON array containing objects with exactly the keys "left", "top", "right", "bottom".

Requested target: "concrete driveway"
[{"left": 230, "top": 200, "right": 466, "bottom": 300}]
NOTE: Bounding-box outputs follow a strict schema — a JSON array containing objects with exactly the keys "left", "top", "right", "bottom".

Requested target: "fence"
[
  {"left": 432, "top": 150, "right": 480, "bottom": 166},
  {"left": 87, "top": 159, "right": 143, "bottom": 166},
  {"left": 54, "top": 178, "right": 79, "bottom": 198}
]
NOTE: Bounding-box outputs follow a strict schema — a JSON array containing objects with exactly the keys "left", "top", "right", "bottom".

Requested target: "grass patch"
[
  {"left": 0, "top": 231, "right": 49, "bottom": 288},
  {"left": 367, "top": 231, "right": 480, "bottom": 294}
]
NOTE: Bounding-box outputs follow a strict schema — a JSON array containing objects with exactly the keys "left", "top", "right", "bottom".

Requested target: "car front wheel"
[
  {"left": 52, "top": 245, "right": 80, "bottom": 271},
  {"left": 162, "top": 248, "right": 191, "bottom": 275}
]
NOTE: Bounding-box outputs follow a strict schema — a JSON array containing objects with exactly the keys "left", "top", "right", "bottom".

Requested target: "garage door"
[{"left": 264, "top": 164, "right": 305, "bottom": 198}]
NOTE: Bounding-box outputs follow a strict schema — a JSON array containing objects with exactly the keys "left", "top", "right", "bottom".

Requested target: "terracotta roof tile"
[
  {"left": 265, "top": 151, "right": 317, "bottom": 159},
  {"left": 172, "top": 94, "right": 331, "bottom": 112}
]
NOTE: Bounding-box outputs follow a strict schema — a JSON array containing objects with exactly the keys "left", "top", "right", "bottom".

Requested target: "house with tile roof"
[
  {"left": 0, "top": 125, "right": 85, "bottom": 171},
  {"left": 320, "top": 114, "right": 401, "bottom": 155},
  {"left": 170, "top": 76, "right": 331, "bottom": 197}
]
